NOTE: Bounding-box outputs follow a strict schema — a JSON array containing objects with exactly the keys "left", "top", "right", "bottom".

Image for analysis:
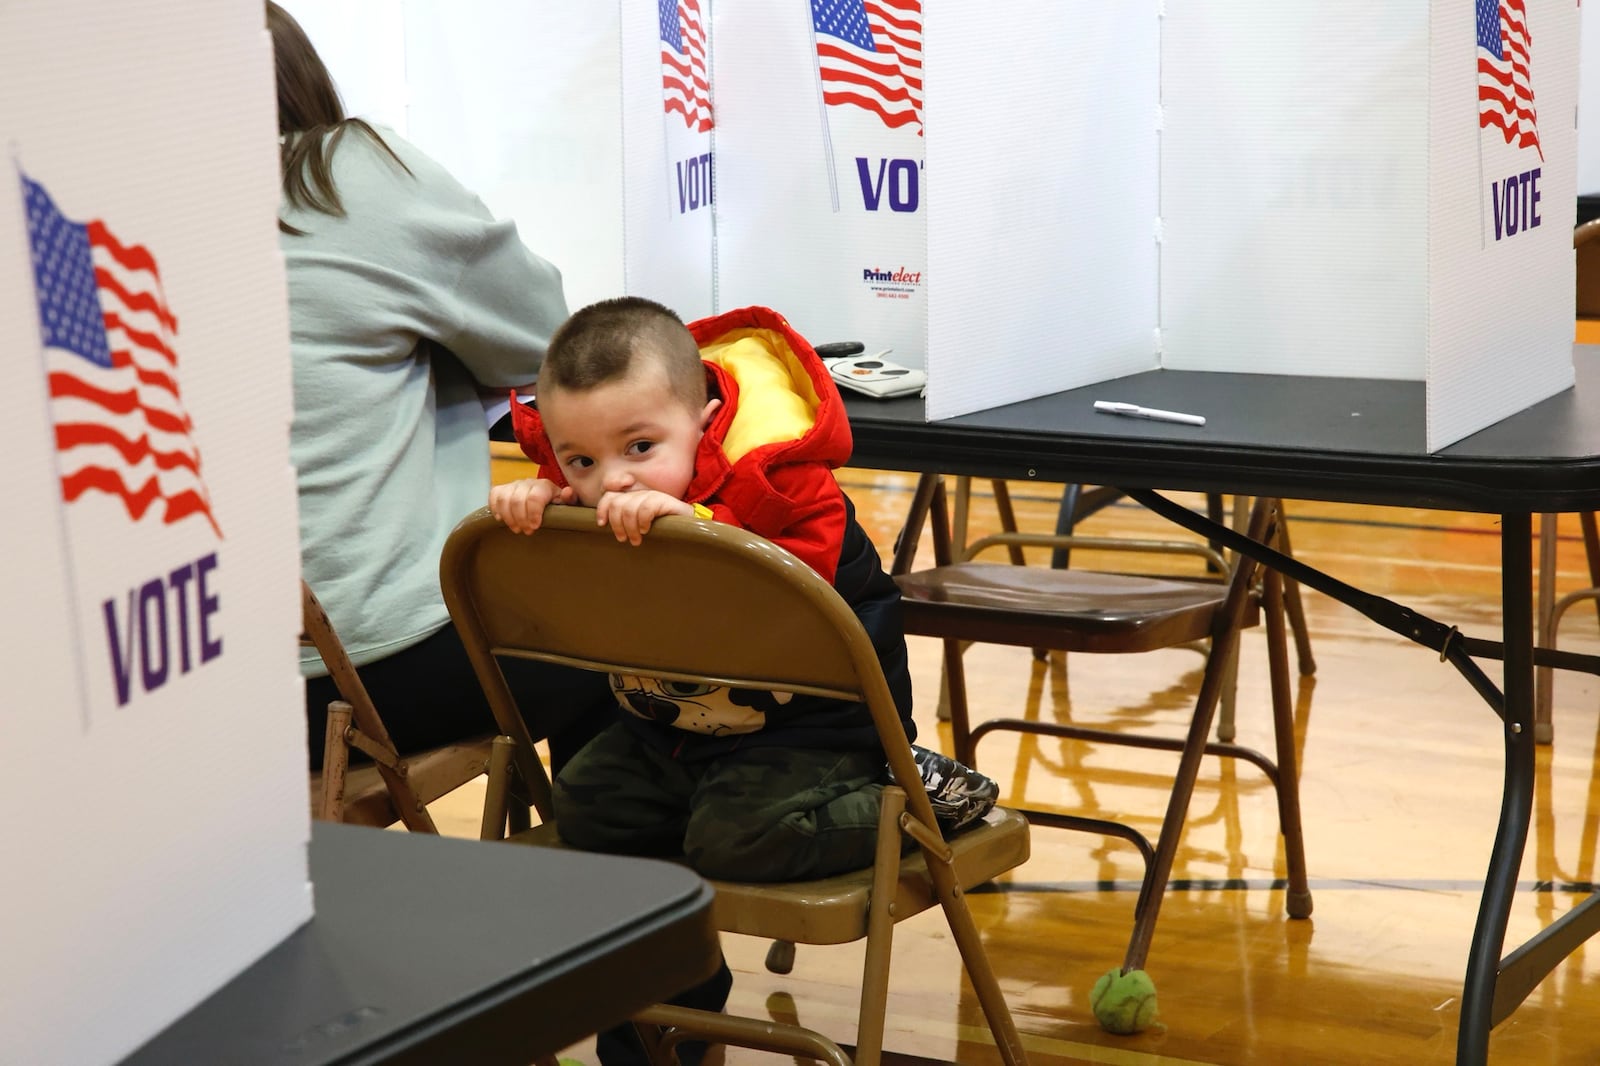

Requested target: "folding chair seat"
[
  {"left": 440, "top": 507, "right": 1032, "bottom": 1066},
  {"left": 300, "top": 580, "right": 506, "bottom": 832},
  {"left": 889, "top": 475, "right": 1311, "bottom": 1022},
  {"left": 1038, "top": 483, "right": 1314, "bottom": 679}
]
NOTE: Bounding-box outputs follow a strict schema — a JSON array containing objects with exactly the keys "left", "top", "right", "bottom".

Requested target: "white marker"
[{"left": 1093, "top": 400, "right": 1207, "bottom": 427}]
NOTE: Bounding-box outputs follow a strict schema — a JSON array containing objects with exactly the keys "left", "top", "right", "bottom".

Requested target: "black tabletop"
[
  {"left": 122, "top": 822, "right": 718, "bottom": 1066},
  {"left": 843, "top": 346, "right": 1600, "bottom": 512}
]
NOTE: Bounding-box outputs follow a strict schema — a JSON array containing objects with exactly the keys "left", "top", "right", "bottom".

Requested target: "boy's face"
[{"left": 539, "top": 356, "right": 718, "bottom": 508}]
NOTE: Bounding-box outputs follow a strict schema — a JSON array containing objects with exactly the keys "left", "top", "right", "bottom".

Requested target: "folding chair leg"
[
  {"left": 990, "top": 480, "right": 1026, "bottom": 565},
  {"left": 479, "top": 735, "right": 516, "bottom": 841},
  {"left": 951, "top": 476, "right": 972, "bottom": 561},
  {"left": 1216, "top": 640, "right": 1240, "bottom": 743},
  {"left": 1049, "top": 483, "right": 1082, "bottom": 570},
  {"left": 507, "top": 801, "right": 532, "bottom": 835},
  {"left": 854, "top": 785, "right": 909, "bottom": 1066},
  {"left": 382, "top": 772, "right": 441, "bottom": 833},
  {"left": 918, "top": 819, "right": 1031, "bottom": 1065},
  {"left": 987, "top": 478, "right": 1049, "bottom": 661},
  {"left": 1264, "top": 570, "right": 1313, "bottom": 919},
  {"left": 1274, "top": 503, "right": 1317, "bottom": 676},
  {"left": 1206, "top": 494, "right": 1228, "bottom": 571},
  {"left": 889, "top": 473, "right": 941, "bottom": 577},
  {"left": 1122, "top": 500, "right": 1273, "bottom": 973},
  {"left": 1582, "top": 512, "right": 1600, "bottom": 623},
  {"left": 764, "top": 938, "right": 797, "bottom": 974},
  {"left": 1214, "top": 497, "right": 1251, "bottom": 744},
  {"left": 943, "top": 637, "right": 976, "bottom": 767},
  {"left": 935, "top": 642, "right": 979, "bottom": 724},
  {"left": 1122, "top": 661, "right": 1235, "bottom": 970},
  {"left": 1537, "top": 588, "right": 1600, "bottom": 761},
  {"left": 317, "top": 701, "right": 353, "bottom": 822}
]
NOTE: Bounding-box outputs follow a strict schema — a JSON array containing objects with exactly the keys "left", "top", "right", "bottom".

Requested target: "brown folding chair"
[
  {"left": 889, "top": 475, "right": 1311, "bottom": 1014},
  {"left": 940, "top": 477, "right": 1317, "bottom": 741},
  {"left": 441, "top": 506, "right": 1032, "bottom": 1066},
  {"left": 300, "top": 580, "right": 507, "bottom": 832}
]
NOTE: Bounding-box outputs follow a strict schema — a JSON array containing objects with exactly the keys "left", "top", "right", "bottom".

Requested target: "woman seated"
[{"left": 269, "top": 2, "right": 611, "bottom": 769}]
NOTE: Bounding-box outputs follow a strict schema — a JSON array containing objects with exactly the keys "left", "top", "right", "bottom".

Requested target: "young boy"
[
  {"left": 491, "top": 295, "right": 996, "bottom": 849},
  {"left": 489, "top": 297, "right": 996, "bottom": 1062}
]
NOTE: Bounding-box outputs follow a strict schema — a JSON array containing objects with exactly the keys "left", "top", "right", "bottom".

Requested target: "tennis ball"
[{"left": 1090, "top": 967, "right": 1159, "bottom": 1034}]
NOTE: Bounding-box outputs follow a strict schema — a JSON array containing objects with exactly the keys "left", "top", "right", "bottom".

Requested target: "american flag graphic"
[
  {"left": 22, "top": 174, "right": 221, "bottom": 537},
  {"left": 811, "top": 0, "right": 923, "bottom": 134},
  {"left": 660, "top": 0, "right": 713, "bottom": 132},
  {"left": 1477, "top": 0, "right": 1542, "bottom": 160}
]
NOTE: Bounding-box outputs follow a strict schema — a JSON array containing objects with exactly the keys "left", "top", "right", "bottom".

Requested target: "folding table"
[{"left": 843, "top": 347, "right": 1600, "bottom": 1065}]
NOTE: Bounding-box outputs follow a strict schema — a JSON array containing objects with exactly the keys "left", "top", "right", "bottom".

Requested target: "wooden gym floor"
[{"left": 436, "top": 469, "right": 1600, "bottom": 1065}]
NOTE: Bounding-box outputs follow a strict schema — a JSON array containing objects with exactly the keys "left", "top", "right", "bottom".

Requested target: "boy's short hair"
[{"left": 541, "top": 296, "right": 707, "bottom": 412}]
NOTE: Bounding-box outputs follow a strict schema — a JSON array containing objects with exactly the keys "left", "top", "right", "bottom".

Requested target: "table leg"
[{"left": 1457, "top": 512, "right": 1538, "bottom": 1065}]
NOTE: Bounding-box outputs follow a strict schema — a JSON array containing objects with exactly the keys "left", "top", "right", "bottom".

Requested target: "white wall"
[
  {"left": 1581, "top": 0, "right": 1600, "bottom": 193},
  {"left": 279, "top": 1, "right": 409, "bottom": 134},
  {"left": 277, "top": 1, "right": 636, "bottom": 310}
]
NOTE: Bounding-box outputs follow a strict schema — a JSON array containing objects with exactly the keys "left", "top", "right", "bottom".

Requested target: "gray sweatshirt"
[{"left": 281, "top": 127, "right": 567, "bottom": 674}]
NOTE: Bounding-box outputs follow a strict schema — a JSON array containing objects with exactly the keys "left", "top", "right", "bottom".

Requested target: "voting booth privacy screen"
[
  {"left": 921, "top": 0, "right": 1576, "bottom": 448},
  {"left": 932, "top": 0, "right": 1578, "bottom": 448},
  {"left": 294, "top": 0, "right": 1581, "bottom": 451},
  {"left": 0, "top": 1, "right": 312, "bottom": 1062}
]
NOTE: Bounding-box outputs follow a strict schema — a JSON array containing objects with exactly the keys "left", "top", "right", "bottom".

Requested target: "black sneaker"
[{"left": 901, "top": 745, "right": 999, "bottom": 834}]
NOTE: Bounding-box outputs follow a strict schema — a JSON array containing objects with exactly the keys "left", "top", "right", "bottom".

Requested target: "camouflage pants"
[{"left": 553, "top": 722, "right": 889, "bottom": 882}]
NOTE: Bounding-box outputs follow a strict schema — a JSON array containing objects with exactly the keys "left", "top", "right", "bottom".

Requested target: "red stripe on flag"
[
  {"left": 55, "top": 422, "right": 200, "bottom": 473},
  {"left": 48, "top": 372, "right": 193, "bottom": 435},
  {"left": 85, "top": 220, "right": 164, "bottom": 283},
  {"left": 817, "top": 41, "right": 902, "bottom": 79},
  {"left": 820, "top": 90, "right": 921, "bottom": 129},
  {"left": 109, "top": 349, "right": 181, "bottom": 397},
  {"left": 821, "top": 65, "right": 919, "bottom": 106},
  {"left": 102, "top": 312, "right": 177, "bottom": 365},
  {"left": 161, "top": 490, "right": 222, "bottom": 535},
  {"left": 93, "top": 267, "right": 177, "bottom": 333},
  {"left": 61, "top": 466, "right": 221, "bottom": 536},
  {"left": 864, "top": 1, "right": 919, "bottom": 35}
]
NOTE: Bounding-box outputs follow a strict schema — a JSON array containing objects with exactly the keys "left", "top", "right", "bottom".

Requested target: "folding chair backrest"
[{"left": 439, "top": 506, "right": 929, "bottom": 824}]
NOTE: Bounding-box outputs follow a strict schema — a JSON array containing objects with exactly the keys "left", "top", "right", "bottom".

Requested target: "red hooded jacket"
[
  {"left": 505, "top": 305, "right": 916, "bottom": 758},
  {"left": 509, "top": 305, "right": 851, "bottom": 582}
]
